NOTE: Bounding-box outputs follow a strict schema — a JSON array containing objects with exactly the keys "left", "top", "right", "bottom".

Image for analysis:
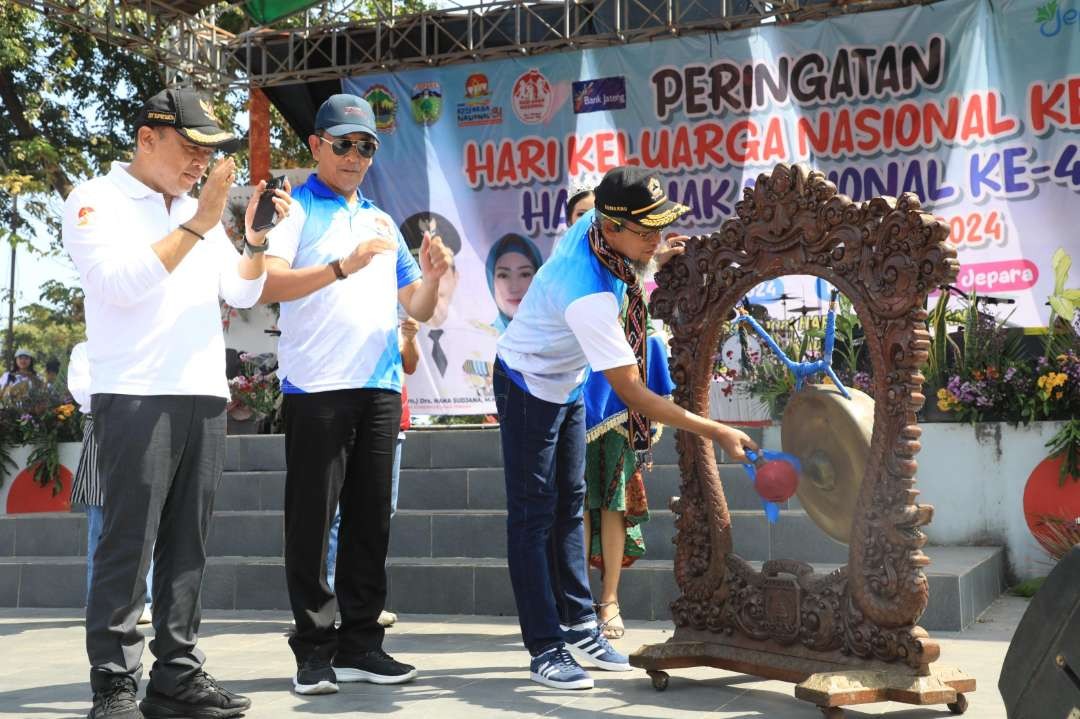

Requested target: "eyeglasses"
[
  {"left": 601, "top": 214, "right": 660, "bottom": 240},
  {"left": 319, "top": 135, "right": 378, "bottom": 159}
]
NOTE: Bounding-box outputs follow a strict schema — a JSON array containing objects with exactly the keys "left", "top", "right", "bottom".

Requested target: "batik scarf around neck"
[{"left": 588, "top": 219, "right": 652, "bottom": 469}]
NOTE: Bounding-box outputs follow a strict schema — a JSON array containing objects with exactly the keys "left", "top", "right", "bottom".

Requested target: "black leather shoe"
[{"left": 139, "top": 671, "right": 250, "bottom": 719}]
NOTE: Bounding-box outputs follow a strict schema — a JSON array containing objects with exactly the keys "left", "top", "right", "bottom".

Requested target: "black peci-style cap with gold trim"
[
  {"left": 594, "top": 166, "right": 690, "bottom": 229},
  {"left": 134, "top": 88, "right": 241, "bottom": 153}
]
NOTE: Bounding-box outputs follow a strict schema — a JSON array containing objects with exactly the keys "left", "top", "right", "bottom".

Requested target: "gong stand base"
[{"left": 630, "top": 639, "right": 975, "bottom": 715}]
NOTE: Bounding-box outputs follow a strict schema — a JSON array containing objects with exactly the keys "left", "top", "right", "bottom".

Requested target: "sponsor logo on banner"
[
  {"left": 456, "top": 73, "right": 503, "bottom": 127},
  {"left": 410, "top": 81, "right": 443, "bottom": 125},
  {"left": 363, "top": 84, "right": 398, "bottom": 134},
  {"left": 511, "top": 69, "right": 552, "bottom": 124},
  {"left": 1036, "top": 1, "right": 1078, "bottom": 36},
  {"left": 571, "top": 76, "right": 627, "bottom": 114}
]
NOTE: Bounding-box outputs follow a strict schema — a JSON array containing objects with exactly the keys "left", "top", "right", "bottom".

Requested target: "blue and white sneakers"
[
  {"left": 529, "top": 646, "right": 594, "bottom": 689},
  {"left": 561, "top": 620, "right": 633, "bottom": 672}
]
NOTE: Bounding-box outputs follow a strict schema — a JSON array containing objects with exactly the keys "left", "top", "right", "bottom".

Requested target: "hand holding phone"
[{"left": 251, "top": 175, "right": 286, "bottom": 232}]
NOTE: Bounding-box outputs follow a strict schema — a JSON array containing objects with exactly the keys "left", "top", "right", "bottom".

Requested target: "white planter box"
[
  {"left": 0, "top": 442, "right": 82, "bottom": 515},
  {"left": 763, "top": 420, "right": 1069, "bottom": 582},
  {"left": 708, "top": 380, "right": 773, "bottom": 427}
]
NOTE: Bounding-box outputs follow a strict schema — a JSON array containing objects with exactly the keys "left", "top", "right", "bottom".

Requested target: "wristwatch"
[
  {"left": 330, "top": 258, "right": 347, "bottom": 280},
  {"left": 244, "top": 238, "right": 269, "bottom": 256}
]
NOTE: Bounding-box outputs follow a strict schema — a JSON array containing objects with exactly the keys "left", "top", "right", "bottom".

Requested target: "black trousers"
[
  {"left": 86, "top": 394, "right": 225, "bottom": 695},
  {"left": 283, "top": 388, "right": 401, "bottom": 663}
]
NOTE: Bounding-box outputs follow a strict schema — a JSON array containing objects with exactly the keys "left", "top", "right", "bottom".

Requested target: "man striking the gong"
[{"left": 494, "top": 165, "right": 758, "bottom": 689}]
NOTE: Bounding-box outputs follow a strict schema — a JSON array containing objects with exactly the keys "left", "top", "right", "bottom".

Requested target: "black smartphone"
[{"left": 251, "top": 175, "right": 286, "bottom": 232}]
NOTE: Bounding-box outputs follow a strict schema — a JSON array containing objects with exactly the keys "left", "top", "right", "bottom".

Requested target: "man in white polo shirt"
[
  {"left": 495, "top": 166, "right": 758, "bottom": 689},
  {"left": 63, "top": 88, "right": 290, "bottom": 719},
  {"left": 260, "top": 94, "right": 453, "bottom": 695}
]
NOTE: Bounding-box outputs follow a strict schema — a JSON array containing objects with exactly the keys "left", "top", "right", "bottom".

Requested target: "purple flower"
[{"left": 1004, "top": 367, "right": 1017, "bottom": 382}]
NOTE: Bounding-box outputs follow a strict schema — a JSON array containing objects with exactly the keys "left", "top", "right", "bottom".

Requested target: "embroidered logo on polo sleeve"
[{"left": 76, "top": 207, "right": 96, "bottom": 227}]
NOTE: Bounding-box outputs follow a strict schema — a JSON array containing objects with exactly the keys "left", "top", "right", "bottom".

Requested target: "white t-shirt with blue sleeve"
[
  {"left": 496, "top": 210, "right": 637, "bottom": 404},
  {"left": 267, "top": 173, "right": 422, "bottom": 394}
]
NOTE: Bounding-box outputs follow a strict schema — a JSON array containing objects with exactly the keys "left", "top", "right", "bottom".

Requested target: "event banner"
[{"left": 344, "top": 0, "right": 1079, "bottom": 415}]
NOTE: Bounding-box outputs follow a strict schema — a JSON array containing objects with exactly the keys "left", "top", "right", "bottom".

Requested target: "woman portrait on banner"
[{"left": 486, "top": 233, "right": 544, "bottom": 334}]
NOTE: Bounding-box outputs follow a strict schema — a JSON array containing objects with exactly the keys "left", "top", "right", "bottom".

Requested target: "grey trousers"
[{"left": 86, "top": 394, "right": 225, "bottom": 694}]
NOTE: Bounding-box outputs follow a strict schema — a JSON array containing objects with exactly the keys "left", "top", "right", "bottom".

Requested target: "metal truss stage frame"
[{"left": 10, "top": 0, "right": 938, "bottom": 89}]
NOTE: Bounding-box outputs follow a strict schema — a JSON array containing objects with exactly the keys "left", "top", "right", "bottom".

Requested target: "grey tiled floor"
[{"left": 0, "top": 598, "right": 1024, "bottom": 718}]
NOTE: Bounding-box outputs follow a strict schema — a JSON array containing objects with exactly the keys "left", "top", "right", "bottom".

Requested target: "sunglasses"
[
  {"left": 319, "top": 135, "right": 378, "bottom": 159},
  {"left": 601, "top": 214, "right": 660, "bottom": 240}
]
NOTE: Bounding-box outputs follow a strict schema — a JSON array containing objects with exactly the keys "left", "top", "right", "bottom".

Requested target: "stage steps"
[{"left": 0, "top": 428, "right": 1005, "bottom": 631}]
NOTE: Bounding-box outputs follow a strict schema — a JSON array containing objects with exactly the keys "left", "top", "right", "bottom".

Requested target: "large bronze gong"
[{"left": 630, "top": 164, "right": 975, "bottom": 717}]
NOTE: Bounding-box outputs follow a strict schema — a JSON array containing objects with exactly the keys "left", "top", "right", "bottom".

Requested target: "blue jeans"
[
  {"left": 327, "top": 431, "right": 405, "bottom": 592},
  {"left": 86, "top": 505, "right": 152, "bottom": 605},
  {"left": 493, "top": 360, "right": 595, "bottom": 656}
]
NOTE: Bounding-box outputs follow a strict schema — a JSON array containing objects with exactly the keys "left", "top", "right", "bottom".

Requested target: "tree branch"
[{"left": 0, "top": 67, "right": 74, "bottom": 199}]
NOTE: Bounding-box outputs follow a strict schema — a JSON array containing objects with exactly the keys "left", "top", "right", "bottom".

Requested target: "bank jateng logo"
[
  {"left": 410, "top": 81, "right": 442, "bottom": 126},
  {"left": 572, "top": 76, "right": 627, "bottom": 114},
  {"left": 1037, "top": 0, "right": 1079, "bottom": 37}
]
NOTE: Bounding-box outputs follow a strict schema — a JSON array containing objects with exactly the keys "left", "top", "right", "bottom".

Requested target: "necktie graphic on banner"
[{"left": 343, "top": 0, "right": 1080, "bottom": 416}]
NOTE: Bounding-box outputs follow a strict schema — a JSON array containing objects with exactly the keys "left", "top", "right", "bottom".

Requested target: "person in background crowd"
[
  {"left": 486, "top": 234, "right": 543, "bottom": 334},
  {"left": 580, "top": 235, "right": 685, "bottom": 640},
  {"left": 0, "top": 348, "right": 40, "bottom": 391},
  {"left": 326, "top": 315, "right": 422, "bottom": 628},
  {"left": 567, "top": 185, "right": 596, "bottom": 224},
  {"left": 63, "top": 87, "right": 287, "bottom": 719},
  {"left": 67, "top": 342, "right": 154, "bottom": 626},
  {"left": 550, "top": 182, "right": 597, "bottom": 256},
  {"left": 494, "top": 166, "right": 757, "bottom": 689},
  {"left": 259, "top": 93, "right": 453, "bottom": 696},
  {"left": 45, "top": 357, "right": 61, "bottom": 385}
]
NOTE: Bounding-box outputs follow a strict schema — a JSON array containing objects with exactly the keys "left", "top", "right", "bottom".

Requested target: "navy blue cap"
[{"left": 315, "top": 94, "right": 378, "bottom": 139}]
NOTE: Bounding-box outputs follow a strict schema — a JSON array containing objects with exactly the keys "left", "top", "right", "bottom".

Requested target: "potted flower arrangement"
[
  {"left": 720, "top": 293, "right": 872, "bottom": 420},
  {"left": 227, "top": 352, "right": 281, "bottom": 434},
  {"left": 0, "top": 380, "right": 83, "bottom": 502}
]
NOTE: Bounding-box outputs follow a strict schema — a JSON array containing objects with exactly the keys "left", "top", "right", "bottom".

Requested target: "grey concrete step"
[
  {"left": 213, "top": 461, "right": 778, "bottom": 514},
  {"left": 0, "top": 547, "right": 1004, "bottom": 631},
  {"left": 214, "top": 471, "right": 285, "bottom": 511},
  {"left": 0, "top": 511, "right": 285, "bottom": 559},
  {"left": 0, "top": 505, "right": 846, "bottom": 564},
  {"left": 222, "top": 426, "right": 767, "bottom": 473},
  {"left": 394, "top": 507, "right": 848, "bottom": 563}
]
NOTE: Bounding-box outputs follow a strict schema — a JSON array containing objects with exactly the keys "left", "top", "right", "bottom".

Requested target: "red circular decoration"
[
  {"left": 755, "top": 459, "right": 800, "bottom": 503},
  {"left": 5, "top": 463, "right": 73, "bottom": 514},
  {"left": 1022, "top": 455, "right": 1080, "bottom": 557}
]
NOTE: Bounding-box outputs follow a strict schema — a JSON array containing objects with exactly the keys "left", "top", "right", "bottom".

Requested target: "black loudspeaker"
[{"left": 999, "top": 544, "right": 1080, "bottom": 718}]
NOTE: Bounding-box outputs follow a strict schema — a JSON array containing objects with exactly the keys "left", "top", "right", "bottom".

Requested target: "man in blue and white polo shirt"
[
  {"left": 495, "top": 166, "right": 758, "bottom": 689},
  {"left": 261, "top": 94, "right": 453, "bottom": 695}
]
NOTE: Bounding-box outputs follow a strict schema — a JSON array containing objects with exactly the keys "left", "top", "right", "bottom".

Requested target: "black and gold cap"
[
  {"left": 134, "top": 88, "right": 241, "bottom": 153},
  {"left": 594, "top": 166, "right": 689, "bottom": 229}
]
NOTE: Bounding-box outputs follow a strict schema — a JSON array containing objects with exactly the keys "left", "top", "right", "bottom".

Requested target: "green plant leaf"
[
  {"left": 1052, "top": 247, "right": 1071, "bottom": 295},
  {"left": 1049, "top": 296, "right": 1074, "bottom": 321}
]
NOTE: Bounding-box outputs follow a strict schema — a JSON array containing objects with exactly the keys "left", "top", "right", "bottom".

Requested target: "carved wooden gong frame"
[{"left": 631, "top": 164, "right": 974, "bottom": 716}]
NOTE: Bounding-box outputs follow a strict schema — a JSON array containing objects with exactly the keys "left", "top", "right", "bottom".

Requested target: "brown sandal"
[{"left": 595, "top": 601, "right": 625, "bottom": 640}]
